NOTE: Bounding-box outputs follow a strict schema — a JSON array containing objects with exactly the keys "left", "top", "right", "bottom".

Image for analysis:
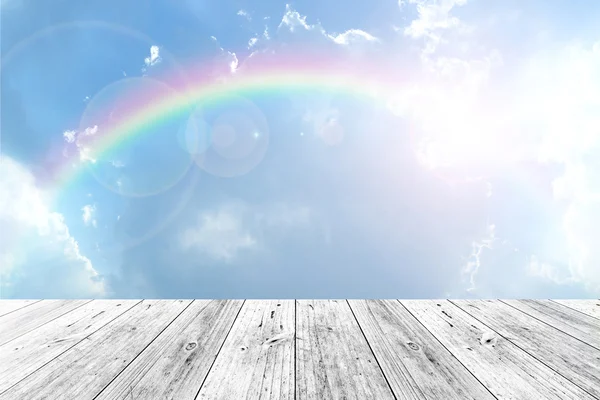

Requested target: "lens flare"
[
  {"left": 78, "top": 77, "right": 195, "bottom": 197},
  {"left": 193, "top": 94, "right": 270, "bottom": 178}
]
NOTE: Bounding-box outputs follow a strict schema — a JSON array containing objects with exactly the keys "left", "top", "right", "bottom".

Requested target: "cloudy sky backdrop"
[{"left": 1, "top": 0, "right": 600, "bottom": 299}]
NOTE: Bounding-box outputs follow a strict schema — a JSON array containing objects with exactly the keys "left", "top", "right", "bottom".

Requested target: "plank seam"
[
  {"left": 549, "top": 299, "right": 600, "bottom": 322},
  {"left": 193, "top": 299, "right": 246, "bottom": 400},
  {"left": 0, "top": 300, "right": 44, "bottom": 318},
  {"left": 346, "top": 299, "right": 398, "bottom": 400},
  {"left": 0, "top": 299, "right": 143, "bottom": 396},
  {"left": 0, "top": 299, "right": 95, "bottom": 347},
  {"left": 396, "top": 300, "right": 499, "bottom": 400},
  {"left": 92, "top": 299, "right": 197, "bottom": 400},
  {"left": 449, "top": 300, "right": 600, "bottom": 400},
  {"left": 499, "top": 300, "right": 600, "bottom": 352}
]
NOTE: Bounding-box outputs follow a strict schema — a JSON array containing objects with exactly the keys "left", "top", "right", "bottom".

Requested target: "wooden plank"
[
  {"left": 0, "top": 300, "right": 140, "bottom": 393},
  {"left": 551, "top": 299, "right": 600, "bottom": 319},
  {"left": 0, "top": 299, "right": 191, "bottom": 400},
  {"left": 197, "top": 300, "right": 294, "bottom": 400},
  {"left": 96, "top": 300, "right": 243, "bottom": 400},
  {"left": 295, "top": 300, "right": 394, "bottom": 400},
  {"left": 452, "top": 299, "right": 600, "bottom": 398},
  {"left": 402, "top": 300, "right": 595, "bottom": 400},
  {"left": 0, "top": 299, "right": 91, "bottom": 345},
  {"left": 502, "top": 299, "right": 600, "bottom": 349},
  {"left": 0, "top": 300, "right": 42, "bottom": 317},
  {"left": 350, "top": 300, "right": 493, "bottom": 400}
]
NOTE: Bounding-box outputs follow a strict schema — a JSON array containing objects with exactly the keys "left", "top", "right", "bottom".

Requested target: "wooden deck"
[{"left": 0, "top": 299, "right": 599, "bottom": 399}]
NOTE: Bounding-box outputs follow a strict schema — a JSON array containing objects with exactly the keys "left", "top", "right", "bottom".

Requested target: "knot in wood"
[
  {"left": 185, "top": 342, "right": 197, "bottom": 351},
  {"left": 407, "top": 342, "right": 420, "bottom": 351}
]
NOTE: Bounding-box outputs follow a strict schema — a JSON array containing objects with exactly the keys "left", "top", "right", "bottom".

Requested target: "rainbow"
[{"left": 48, "top": 50, "right": 410, "bottom": 191}]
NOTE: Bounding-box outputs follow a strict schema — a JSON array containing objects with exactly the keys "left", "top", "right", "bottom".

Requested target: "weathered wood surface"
[
  {"left": 502, "top": 299, "right": 600, "bottom": 350},
  {"left": 198, "top": 300, "right": 295, "bottom": 399},
  {"left": 0, "top": 300, "right": 140, "bottom": 393},
  {"left": 403, "top": 299, "right": 595, "bottom": 399},
  {"left": 96, "top": 300, "right": 243, "bottom": 400},
  {"left": 0, "top": 300, "right": 90, "bottom": 346},
  {"left": 552, "top": 299, "right": 600, "bottom": 319},
  {"left": 0, "top": 300, "right": 41, "bottom": 317},
  {"left": 349, "top": 299, "right": 493, "bottom": 399},
  {"left": 0, "top": 300, "right": 191, "bottom": 400},
  {"left": 0, "top": 299, "right": 598, "bottom": 400},
  {"left": 452, "top": 299, "right": 600, "bottom": 398},
  {"left": 296, "top": 300, "right": 394, "bottom": 400}
]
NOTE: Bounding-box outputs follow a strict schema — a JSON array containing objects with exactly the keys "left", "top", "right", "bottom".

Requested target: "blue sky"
[{"left": 1, "top": 0, "right": 600, "bottom": 299}]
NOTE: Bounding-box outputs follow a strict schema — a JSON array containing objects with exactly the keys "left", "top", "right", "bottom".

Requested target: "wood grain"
[
  {"left": 502, "top": 299, "right": 600, "bottom": 349},
  {"left": 0, "top": 299, "right": 191, "bottom": 400},
  {"left": 402, "top": 299, "right": 595, "bottom": 399},
  {"left": 0, "top": 299, "right": 597, "bottom": 399},
  {"left": 296, "top": 300, "right": 394, "bottom": 400},
  {"left": 452, "top": 299, "right": 600, "bottom": 398},
  {"left": 551, "top": 299, "right": 600, "bottom": 319},
  {"left": 0, "top": 299, "right": 91, "bottom": 346},
  {"left": 0, "top": 300, "right": 140, "bottom": 393},
  {"left": 0, "top": 300, "right": 41, "bottom": 317},
  {"left": 96, "top": 300, "right": 243, "bottom": 400},
  {"left": 350, "top": 299, "right": 493, "bottom": 399},
  {"left": 197, "top": 300, "right": 295, "bottom": 400}
]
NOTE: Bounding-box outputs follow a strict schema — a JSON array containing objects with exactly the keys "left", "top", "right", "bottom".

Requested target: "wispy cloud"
[
  {"left": 278, "top": 5, "right": 378, "bottom": 46},
  {"left": 144, "top": 45, "right": 161, "bottom": 67},
  {"left": 179, "top": 201, "right": 312, "bottom": 262},
  {"left": 328, "top": 29, "right": 379, "bottom": 45},
  {"left": 82, "top": 204, "right": 97, "bottom": 228},
  {"left": 237, "top": 9, "right": 251, "bottom": 21},
  {"left": 462, "top": 223, "right": 496, "bottom": 293},
  {"left": 403, "top": 0, "right": 469, "bottom": 55}
]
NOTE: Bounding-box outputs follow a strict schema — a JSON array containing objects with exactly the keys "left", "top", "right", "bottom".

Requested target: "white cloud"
[
  {"left": 329, "top": 29, "right": 379, "bottom": 45},
  {"left": 403, "top": 0, "right": 469, "bottom": 55},
  {"left": 210, "top": 36, "right": 239, "bottom": 75},
  {"left": 0, "top": 157, "right": 105, "bottom": 298},
  {"left": 229, "top": 52, "right": 239, "bottom": 73},
  {"left": 398, "top": 4, "right": 600, "bottom": 294},
  {"left": 179, "top": 202, "right": 312, "bottom": 262},
  {"left": 278, "top": 5, "right": 378, "bottom": 46},
  {"left": 527, "top": 255, "right": 574, "bottom": 286},
  {"left": 63, "top": 125, "right": 99, "bottom": 164},
  {"left": 279, "top": 4, "right": 313, "bottom": 32},
  {"left": 82, "top": 204, "right": 97, "bottom": 228},
  {"left": 63, "top": 130, "right": 76, "bottom": 143},
  {"left": 237, "top": 9, "right": 251, "bottom": 21},
  {"left": 144, "top": 45, "right": 161, "bottom": 67},
  {"left": 180, "top": 204, "right": 257, "bottom": 262},
  {"left": 462, "top": 223, "right": 495, "bottom": 292},
  {"left": 505, "top": 42, "right": 600, "bottom": 294},
  {"left": 248, "top": 37, "right": 258, "bottom": 48}
]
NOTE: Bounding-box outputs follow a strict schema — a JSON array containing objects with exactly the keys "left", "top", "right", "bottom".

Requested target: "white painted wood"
[
  {"left": 198, "top": 300, "right": 295, "bottom": 400},
  {"left": 452, "top": 299, "right": 600, "bottom": 398},
  {"left": 0, "top": 300, "right": 140, "bottom": 393},
  {"left": 0, "top": 300, "right": 42, "bottom": 317},
  {"left": 0, "top": 300, "right": 191, "bottom": 400},
  {"left": 350, "top": 299, "right": 494, "bottom": 399},
  {"left": 96, "top": 300, "right": 243, "bottom": 400},
  {"left": 0, "top": 300, "right": 91, "bottom": 346},
  {"left": 502, "top": 299, "right": 600, "bottom": 349},
  {"left": 402, "top": 300, "right": 595, "bottom": 400},
  {"left": 551, "top": 299, "right": 600, "bottom": 319},
  {"left": 295, "top": 300, "right": 394, "bottom": 400}
]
